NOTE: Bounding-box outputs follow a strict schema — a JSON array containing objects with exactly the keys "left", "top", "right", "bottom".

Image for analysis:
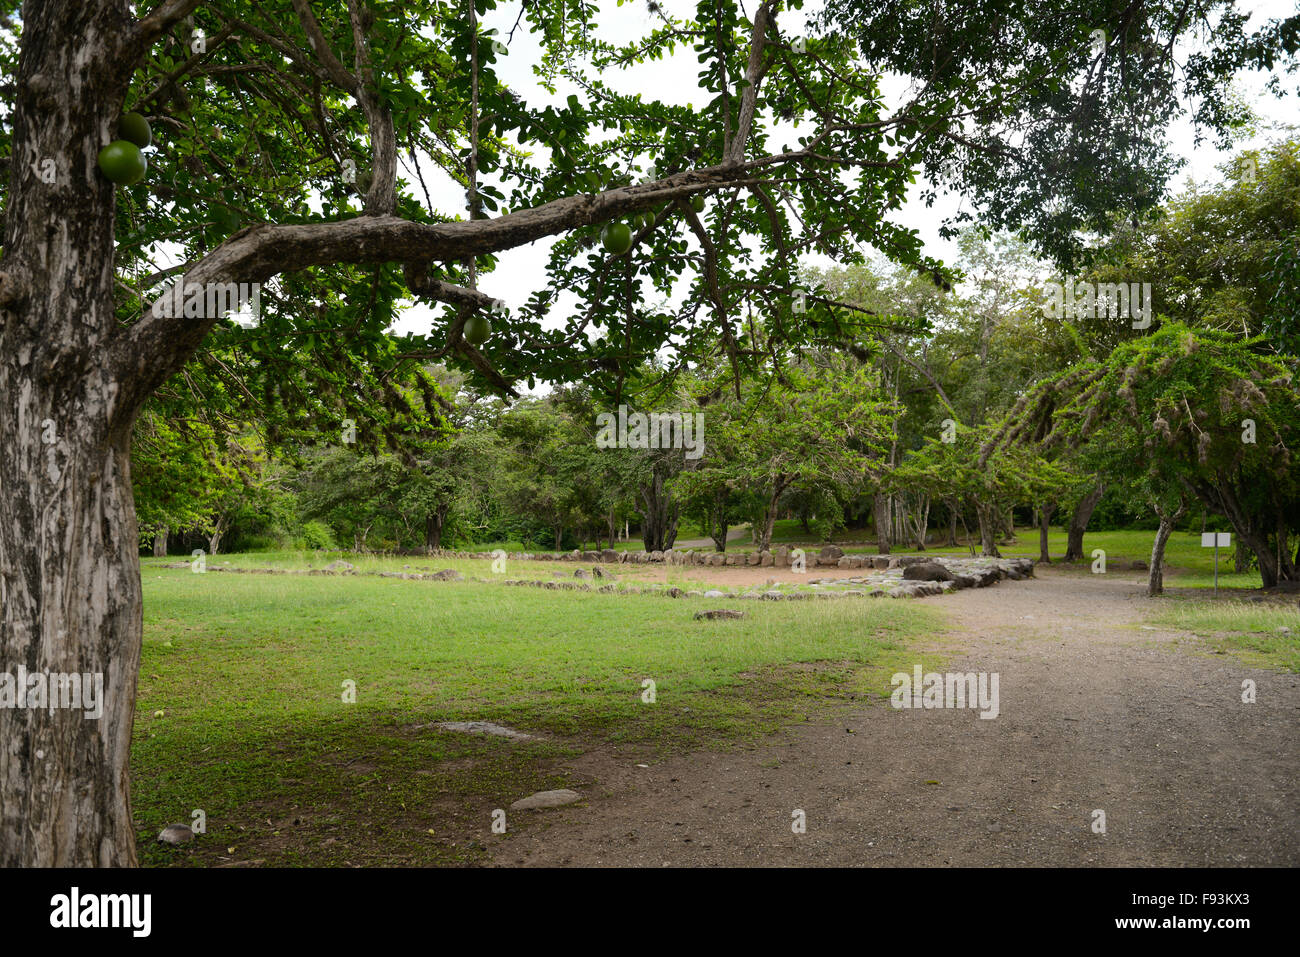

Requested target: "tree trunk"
[
  {"left": 152, "top": 527, "right": 169, "bottom": 557},
  {"left": 606, "top": 506, "right": 617, "bottom": 550},
  {"left": 425, "top": 505, "right": 447, "bottom": 551},
  {"left": 873, "top": 492, "right": 891, "bottom": 555},
  {"left": 1147, "top": 500, "right": 1187, "bottom": 597},
  {"left": 1147, "top": 518, "right": 1175, "bottom": 596},
  {"left": 756, "top": 492, "right": 781, "bottom": 553},
  {"left": 975, "top": 503, "right": 1001, "bottom": 557},
  {"left": 946, "top": 502, "right": 959, "bottom": 547},
  {"left": 1064, "top": 484, "right": 1105, "bottom": 562},
  {"left": 0, "top": 0, "right": 141, "bottom": 864},
  {"left": 638, "top": 469, "right": 679, "bottom": 552},
  {"left": 208, "top": 514, "right": 229, "bottom": 556},
  {"left": 913, "top": 496, "right": 930, "bottom": 551},
  {"left": 1034, "top": 504, "right": 1055, "bottom": 564},
  {"left": 1037, "top": 504, "right": 1056, "bottom": 563}
]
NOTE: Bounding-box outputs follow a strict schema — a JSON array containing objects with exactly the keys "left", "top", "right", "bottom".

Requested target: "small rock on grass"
[
  {"left": 510, "top": 789, "right": 582, "bottom": 811},
  {"left": 694, "top": 609, "right": 745, "bottom": 621},
  {"left": 158, "top": 823, "right": 194, "bottom": 845},
  {"left": 435, "top": 721, "right": 532, "bottom": 741}
]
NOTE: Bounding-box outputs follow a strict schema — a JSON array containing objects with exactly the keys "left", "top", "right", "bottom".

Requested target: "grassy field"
[
  {"left": 1145, "top": 601, "right": 1300, "bottom": 672},
  {"left": 134, "top": 566, "right": 943, "bottom": 866}
]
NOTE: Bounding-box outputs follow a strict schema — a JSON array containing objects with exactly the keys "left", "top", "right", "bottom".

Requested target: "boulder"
[
  {"left": 429, "top": 569, "right": 464, "bottom": 581},
  {"left": 819, "top": 545, "right": 845, "bottom": 563},
  {"left": 574, "top": 568, "right": 591, "bottom": 579},
  {"left": 759, "top": 551, "right": 774, "bottom": 567},
  {"left": 324, "top": 560, "right": 355, "bottom": 573},
  {"left": 903, "top": 561, "right": 955, "bottom": 582}
]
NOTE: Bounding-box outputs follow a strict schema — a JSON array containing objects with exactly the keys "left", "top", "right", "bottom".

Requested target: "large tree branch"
[
  {"left": 727, "top": 1, "right": 776, "bottom": 166},
  {"left": 126, "top": 0, "right": 204, "bottom": 59}
]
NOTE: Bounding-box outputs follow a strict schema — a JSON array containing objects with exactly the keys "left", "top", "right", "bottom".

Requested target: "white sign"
[{"left": 1201, "top": 532, "right": 1231, "bottom": 547}]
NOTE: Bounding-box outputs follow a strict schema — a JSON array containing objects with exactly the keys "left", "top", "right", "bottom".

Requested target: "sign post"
[{"left": 1201, "top": 532, "right": 1231, "bottom": 596}]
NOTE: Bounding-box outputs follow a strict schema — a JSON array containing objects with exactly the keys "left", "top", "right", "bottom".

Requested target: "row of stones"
[
  {"left": 432, "top": 544, "right": 929, "bottom": 569},
  {"left": 159, "top": 555, "right": 1036, "bottom": 599}
]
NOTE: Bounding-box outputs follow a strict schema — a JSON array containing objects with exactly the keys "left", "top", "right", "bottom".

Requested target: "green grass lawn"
[
  {"left": 134, "top": 567, "right": 943, "bottom": 866},
  {"left": 1145, "top": 601, "right": 1300, "bottom": 672}
]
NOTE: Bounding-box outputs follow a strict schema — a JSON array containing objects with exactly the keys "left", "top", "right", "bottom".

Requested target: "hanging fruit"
[{"left": 97, "top": 140, "right": 147, "bottom": 185}]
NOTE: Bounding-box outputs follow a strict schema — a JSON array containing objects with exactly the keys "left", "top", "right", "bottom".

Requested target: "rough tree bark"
[
  {"left": 1064, "top": 483, "right": 1105, "bottom": 562},
  {"left": 152, "top": 527, "right": 169, "bottom": 558},
  {"left": 0, "top": 0, "right": 149, "bottom": 867}
]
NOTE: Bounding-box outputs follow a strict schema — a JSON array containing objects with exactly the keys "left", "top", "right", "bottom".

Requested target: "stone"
[
  {"left": 602, "top": 549, "right": 619, "bottom": 563},
  {"left": 760, "top": 551, "right": 774, "bottom": 566},
  {"left": 872, "top": 557, "right": 891, "bottom": 570},
  {"left": 762, "top": 591, "right": 785, "bottom": 601},
  {"left": 746, "top": 552, "right": 761, "bottom": 566},
  {"left": 436, "top": 721, "right": 532, "bottom": 741},
  {"left": 1131, "top": 559, "right": 1148, "bottom": 570},
  {"left": 324, "top": 560, "right": 355, "bottom": 572},
  {"left": 574, "top": 568, "right": 591, "bottom": 579},
  {"left": 158, "top": 823, "right": 194, "bottom": 845},
  {"left": 775, "top": 545, "right": 790, "bottom": 568},
  {"left": 429, "top": 568, "right": 464, "bottom": 581},
  {"left": 667, "top": 587, "right": 685, "bottom": 598},
  {"left": 510, "top": 789, "right": 582, "bottom": 811},
  {"left": 694, "top": 609, "right": 746, "bottom": 620},
  {"left": 724, "top": 553, "right": 740, "bottom": 566},
  {"left": 903, "top": 561, "right": 955, "bottom": 582},
  {"left": 819, "top": 545, "right": 845, "bottom": 563},
  {"left": 703, "top": 589, "right": 726, "bottom": 598}
]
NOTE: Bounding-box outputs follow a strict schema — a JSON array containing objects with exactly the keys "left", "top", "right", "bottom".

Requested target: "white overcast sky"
[{"left": 388, "top": 0, "right": 1299, "bottom": 357}]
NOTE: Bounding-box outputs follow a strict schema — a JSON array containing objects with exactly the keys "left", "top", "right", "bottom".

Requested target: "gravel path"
[{"left": 492, "top": 566, "right": 1299, "bottom": 866}]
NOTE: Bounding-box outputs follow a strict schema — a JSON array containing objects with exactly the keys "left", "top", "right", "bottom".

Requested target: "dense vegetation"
[{"left": 143, "top": 142, "right": 1300, "bottom": 595}]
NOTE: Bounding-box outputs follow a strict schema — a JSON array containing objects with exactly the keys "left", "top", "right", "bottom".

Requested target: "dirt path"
[{"left": 491, "top": 566, "right": 1299, "bottom": 866}]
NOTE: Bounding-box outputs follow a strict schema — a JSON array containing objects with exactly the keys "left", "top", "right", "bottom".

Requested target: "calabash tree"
[{"left": 0, "top": 0, "right": 1292, "bottom": 866}]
